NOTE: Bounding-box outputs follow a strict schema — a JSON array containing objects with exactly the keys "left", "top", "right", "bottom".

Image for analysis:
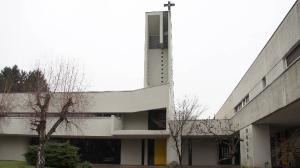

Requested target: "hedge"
[{"left": 24, "top": 142, "right": 80, "bottom": 168}]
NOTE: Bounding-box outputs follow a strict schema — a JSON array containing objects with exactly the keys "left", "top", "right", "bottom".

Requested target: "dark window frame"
[{"left": 285, "top": 43, "right": 300, "bottom": 67}]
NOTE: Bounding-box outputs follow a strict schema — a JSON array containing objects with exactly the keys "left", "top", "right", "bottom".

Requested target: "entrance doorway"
[{"left": 147, "top": 139, "right": 166, "bottom": 165}]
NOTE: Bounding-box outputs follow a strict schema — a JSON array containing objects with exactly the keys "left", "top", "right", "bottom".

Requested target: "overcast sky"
[{"left": 0, "top": 0, "right": 296, "bottom": 117}]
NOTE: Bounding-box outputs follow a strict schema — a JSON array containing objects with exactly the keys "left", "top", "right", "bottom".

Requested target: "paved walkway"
[{"left": 93, "top": 165, "right": 240, "bottom": 168}]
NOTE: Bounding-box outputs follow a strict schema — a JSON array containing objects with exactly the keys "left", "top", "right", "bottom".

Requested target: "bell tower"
[{"left": 144, "top": 11, "right": 173, "bottom": 87}]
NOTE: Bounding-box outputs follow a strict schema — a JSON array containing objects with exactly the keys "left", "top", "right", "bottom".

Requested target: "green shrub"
[
  {"left": 24, "top": 142, "right": 80, "bottom": 168},
  {"left": 79, "top": 161, "right": 92, "bottom": 168}
]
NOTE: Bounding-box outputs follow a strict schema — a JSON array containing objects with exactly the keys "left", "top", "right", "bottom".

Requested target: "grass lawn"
[{"left": 0, "top": 160, "right": 34, "bottom": 168}]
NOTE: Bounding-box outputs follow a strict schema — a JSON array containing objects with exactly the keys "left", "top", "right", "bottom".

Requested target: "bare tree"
[
  {"left": 279, "top": 128, "right": 300, "bottom": 167},
  {"left": 28, "top": 61, "right": 86, "bottom": 168},
  {"left": 197, "top": 119, "right": 242, "bottom": 165},
  {"left": 168, "top": 97, "right": 205, "bottom": 166},
  {"left": 0, "top": 80, "right": 13, "bottom": 120}
]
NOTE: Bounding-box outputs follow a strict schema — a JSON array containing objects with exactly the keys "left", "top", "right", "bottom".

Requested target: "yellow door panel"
[{"left": 154, "top": 139, "right": 166, "bottom": 165}]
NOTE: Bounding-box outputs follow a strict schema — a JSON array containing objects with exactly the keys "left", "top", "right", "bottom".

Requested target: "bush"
[
  {"left": 24, "top": 142, "right": 80, "bottom": 168},
  {"left": 79, "top": 161, "right": 92, "bottom": 168}
]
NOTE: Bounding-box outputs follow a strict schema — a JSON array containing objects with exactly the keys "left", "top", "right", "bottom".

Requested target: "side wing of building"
[
  {"left": 216, "top": 1, "right": 300, "bottom": 122},
  {"left": 215, "top": 1, "right": 300, "bottom": 167},
  {"left": 0, "top": 84, "right": 173, "bottom": 137}
]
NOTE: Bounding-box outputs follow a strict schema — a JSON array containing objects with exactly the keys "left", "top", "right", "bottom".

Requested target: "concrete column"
[
  {"left": 144, "top": 139, "right": 148, "bottom": 165},
  {"left": 166, "top": 136, "right": 179, "bottom": 165},
  {"left": 240, "top": 124, "right": 271, "bottom": 168}
]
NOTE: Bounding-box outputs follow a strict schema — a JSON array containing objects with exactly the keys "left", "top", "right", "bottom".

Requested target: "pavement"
[{"left": 92, "top": 165, "right": 240, "bottom": 168}]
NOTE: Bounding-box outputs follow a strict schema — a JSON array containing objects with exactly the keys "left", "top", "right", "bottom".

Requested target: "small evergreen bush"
[
  {"left": 24, "top": 142, "right": 80, "bottom": 168},
  {"left": 79, "top": 161, "right": 93, "bottom": 168}
]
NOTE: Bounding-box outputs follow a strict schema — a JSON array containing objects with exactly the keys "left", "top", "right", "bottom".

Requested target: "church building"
[{"left": 0, "top": 0, "right": 300, "bottom": 167}]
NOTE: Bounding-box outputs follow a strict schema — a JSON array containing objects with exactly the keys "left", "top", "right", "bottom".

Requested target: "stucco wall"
[
  {"left": 121, "top": 139, "right": 142, "bottom": 165},
  {"left": 0, "top": 136, "right": 29, "bottom": 161},
  {"left": 216, "top": 0, "right": 300, "bottom": 119}
]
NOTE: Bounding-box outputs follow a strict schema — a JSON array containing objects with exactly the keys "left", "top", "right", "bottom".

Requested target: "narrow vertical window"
[
  {"left": 262, "top": 77, "right": 266, "bottom": 88},
  {"left": 148, "top": 15, "right": 160, "bottom": 49}
]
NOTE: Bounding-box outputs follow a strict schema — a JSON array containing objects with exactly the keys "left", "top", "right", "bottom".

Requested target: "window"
[
  {"left": 235, "top": 95, "right": 249, "bottom": 112},
  {"left": 30, "top": 138, "right": 121, "bottom": 164},
  {"left": 148, "top": 15, "right": 160, "bottom": 49},
  {"left": 262, "top": 77, "right": 266, "bottom": 88},
  {"left": 149, "top": 36, "right": 160, "bottom": 49},
  {"left": 148, "top": 12, "right": 168, "bottom": 49},
  {"left": 148, "top": 109, "right": 166, "bottom": 130},
  {"left": 162, "top": 11, "right": 168, "bottom": 49},
  {"left": 286, "top": 43, "right": 300, "bottom": 67}
]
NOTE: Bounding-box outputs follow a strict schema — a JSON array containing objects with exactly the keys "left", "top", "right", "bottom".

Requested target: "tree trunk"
[
  {"left": 36, "top": 143, "right": 45, "bottom": 168},
  {"left": 173, "top": 136, "right": 182, "bottom": 166},
  {"left": 178, "top": 155, "right": 182, "bottom": 166},
  {"left": 36, "top": 115, "right": 46, "bottom": 168}
]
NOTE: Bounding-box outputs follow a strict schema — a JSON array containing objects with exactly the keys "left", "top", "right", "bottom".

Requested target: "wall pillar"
[
  {"left": 166, "top": 136, "right": 180, "bottom": 165},
  {"left": 240, "top": 124, "right": 271, "bottom": 168}
]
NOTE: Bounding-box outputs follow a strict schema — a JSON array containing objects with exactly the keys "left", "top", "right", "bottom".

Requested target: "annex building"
[
  {"left": 216, "top": 0, "right": 300, "bottom": 167},
  {"left": 0, "top": 0, "right": 300, "bottom": 167}
]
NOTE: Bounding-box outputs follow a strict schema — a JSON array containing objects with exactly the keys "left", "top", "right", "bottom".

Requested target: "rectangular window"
[
  {"left": 163, "top": 11, "right": 168, "bottom": 49},
  {"left": 149, "top": 36, "right": 160, "bottom": 49},
  {"left": 286, "top": 43, "right": 300, "bottom": 67},
  {"left": 148, "top": 15, "right": 160, "bottom": 49},
  {"left": 148, "top": 109, "right": 166, "bottom": 130},
  {"left": 262, "top": 77, "right": 266, "bottom": 88},
  {"left": 30, "top": 138, "right": 121, "bottom": 164},
  {"left": 235, "top": 94, "right": 249, "bottom": 112}
]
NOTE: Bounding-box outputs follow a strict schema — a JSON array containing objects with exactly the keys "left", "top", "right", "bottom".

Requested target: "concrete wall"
[
  {"left": 252, "top": 125, "right": 271, "bottom": 168},
  {"left": 192, "top": 139, "right": 218, "bottom": 166},
  {"left": 111, "top": 115, "right": 123, "bottom": 131},
  {"left": 240, "top": 125, "right": 271, "bottom": 168},
  {"left": 0, "top": 136, "right": 29, "bottom": 161},
  {"left": 121, "top": 139, "right": 142, "bottom": 165},
  {"left": 1, "top": 114, "right": 170, "bottom": 137},
  {"left": 123, "top": 112, "right": 148, "bottom": 130},
  {"left": 146, "top": 49, "right": 169, "bottom": 86},
  {"left": 216, "top": 0, "right": 300, "bottom": 119},
  {"left": 167, "top": 136, "right": 179, "bottom": 164},
  {"left": 3, "top": 84, "right": 170, "bottom": 113},
  {"left": 0, "top": 117, "right": 113, "bottom": 137},
  {"left": 240, "top": 126, "right": 254, "bottom": 167},
  {"left": 182, "top": 138, "right": 219, "bottom": 166},
  {"left": 232, "top": 58, "right": 300, "bottom": 129},
  {"left": 144, "top": 11, "right": 173, "bottom": 88}
]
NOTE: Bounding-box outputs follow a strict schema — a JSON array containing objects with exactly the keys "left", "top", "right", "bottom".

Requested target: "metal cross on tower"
[{"left": 164, "top": 1, "right": 175, "bottom": 11}]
